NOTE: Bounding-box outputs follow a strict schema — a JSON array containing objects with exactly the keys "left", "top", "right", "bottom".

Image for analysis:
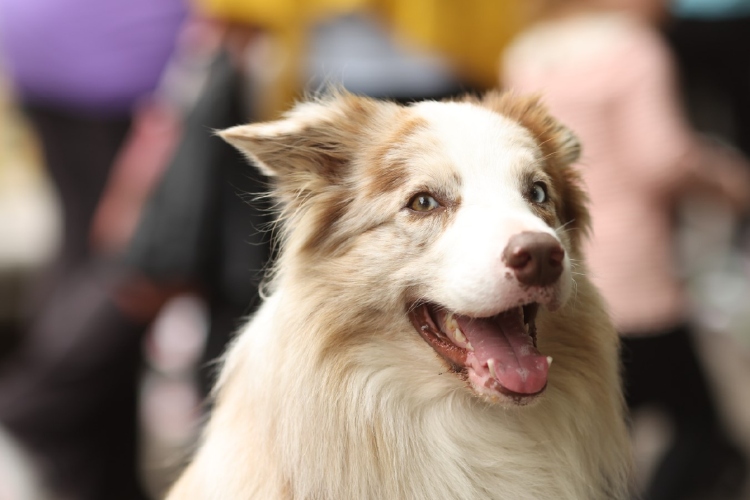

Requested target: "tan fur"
[{"left": 167, "top": 91, "right": 633, "bottom": 500}]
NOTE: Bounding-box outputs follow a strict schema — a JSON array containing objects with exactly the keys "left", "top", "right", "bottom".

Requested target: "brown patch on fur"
[
  {"left": 300, "top": 190, "right": 354, "bottom": 255},
  {"left": 296, "top": 107, "right": 431, "bottom": 257},
  {"left": 315, "top": 306, "right": 382, "bottom": 363},
  {"left": 365, "top": 113, "right": 428, "bottom": 197}
]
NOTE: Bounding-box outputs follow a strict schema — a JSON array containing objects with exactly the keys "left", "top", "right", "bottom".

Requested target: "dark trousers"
[
  {"left": 23, "top": 105, "right": 131, "bottom": 297},
  {"left": 622, "top": 326, "right": 747, "bottom": 500}
]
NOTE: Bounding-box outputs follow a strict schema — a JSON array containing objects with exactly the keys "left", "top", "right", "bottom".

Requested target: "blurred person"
[
  {"left": 0, "top": 8, "right": 287, "bottom": 494},
  {"left": 0, "top": 0, "right": 187, "bottom": 300},
  {"left": 0, "top": 55, "right": 257, "bottom": 500},
  {"left": 0, "top": 0, "right": 187, "bottom": 498},
  {"left": 502, "top": 1, "right": 750, "bottom": 499}
]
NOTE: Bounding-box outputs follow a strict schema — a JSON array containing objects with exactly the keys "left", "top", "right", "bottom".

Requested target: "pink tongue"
[{"left": 455, "top": 308, "right": 549, "bottom": 395}]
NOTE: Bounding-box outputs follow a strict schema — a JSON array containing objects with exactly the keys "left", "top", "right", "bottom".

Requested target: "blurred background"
[{"left": 0, "top": 0, "right": 750, "bottom": 499}]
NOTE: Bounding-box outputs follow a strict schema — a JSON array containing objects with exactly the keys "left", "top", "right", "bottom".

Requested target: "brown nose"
[{"left": 503, "top": 232, "right": 564, "bottom": 286}]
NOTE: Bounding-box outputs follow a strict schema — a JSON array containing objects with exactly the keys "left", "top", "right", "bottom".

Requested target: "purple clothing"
[{"left": 0, "top": 0, "right": 187, "bottom": 114}]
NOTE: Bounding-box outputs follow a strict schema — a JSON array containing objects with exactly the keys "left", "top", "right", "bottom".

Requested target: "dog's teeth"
[
  {"left": 446, "top": 313, "right": 458, "bottom": 329},
  {"left": 546, "top": 356, "right": 553, "bottom": 367},
  {"left": 445, "top": 313, "right": 468, "bottom": 344},
  {"left": 466, "top": 341, "right": 473, "bottom": 351},
  {"left": 487, "top": 359, "right": 498, "bottom": 379},
  {"left": 453, "top": 326, "right": 467, "bottom": 343}
]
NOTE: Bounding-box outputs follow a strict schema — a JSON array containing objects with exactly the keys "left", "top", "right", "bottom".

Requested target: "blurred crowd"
[{"left": 1, "top": 0, "right": 750, "bottom": 499}]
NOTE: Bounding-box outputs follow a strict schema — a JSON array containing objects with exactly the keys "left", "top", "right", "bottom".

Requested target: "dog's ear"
[
  {"left": 547, "top": 123, "right": 581, "bottom": 166},
  {"left": 220, "top": 92, "right": 385, "bottom": 204}
]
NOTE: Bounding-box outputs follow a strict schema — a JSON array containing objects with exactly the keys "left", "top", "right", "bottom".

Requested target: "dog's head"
[{"left": 222, "top": 91, "right": 589, "bottom": 405}]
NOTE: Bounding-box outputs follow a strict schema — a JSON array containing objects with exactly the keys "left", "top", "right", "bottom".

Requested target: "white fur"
[{"left": 412, "top": 101, "right": 572, "bottom": 315}]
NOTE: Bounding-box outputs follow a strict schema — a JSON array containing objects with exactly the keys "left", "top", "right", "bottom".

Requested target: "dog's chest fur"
[{"left": 167, "top": 92, "right": 632, "bottom": 500}]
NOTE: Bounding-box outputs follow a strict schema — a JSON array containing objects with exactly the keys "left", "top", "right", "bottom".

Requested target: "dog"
[{"left": 166, "top": 91, "right": 633, "bottom": 500}]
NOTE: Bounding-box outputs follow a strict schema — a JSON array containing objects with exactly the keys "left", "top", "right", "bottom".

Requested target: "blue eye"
[
  {"left": 409, "top": 193, "right": 441, "bottom": 212},
  {"left": 530, "top": 182, "right": 548, "bottom": 204}
]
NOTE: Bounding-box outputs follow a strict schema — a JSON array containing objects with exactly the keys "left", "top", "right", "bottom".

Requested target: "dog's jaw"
[{"left": 409, "top": 301, "right": 553, "bottom": 405}]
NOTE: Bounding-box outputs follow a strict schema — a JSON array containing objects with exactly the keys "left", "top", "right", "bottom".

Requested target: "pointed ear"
[
  {"left": 548, "top": 122, "right": 581, "bottom": 166},
  {"left": 219, "top": 116, "right": 318, "bottom": 180},
  {"left": 219, "top": 93, "right": 386, "bottom": 204}
]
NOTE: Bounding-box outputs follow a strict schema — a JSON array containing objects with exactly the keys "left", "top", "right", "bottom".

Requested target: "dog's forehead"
[{"left": 410, "top": 101, "right": 542, "bottom": 182}]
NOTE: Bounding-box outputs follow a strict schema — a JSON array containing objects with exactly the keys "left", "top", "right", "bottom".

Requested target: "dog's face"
[{"left": 222, "top": 92, "right": 589, "bottom": 405}]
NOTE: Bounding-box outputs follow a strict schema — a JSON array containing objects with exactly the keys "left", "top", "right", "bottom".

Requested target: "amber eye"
[
  {"left": 530, "top": 181, "right": 548, "bottom": 204},
  {"left": 408, "top": 193, "right": 441, "bottom": 212}
]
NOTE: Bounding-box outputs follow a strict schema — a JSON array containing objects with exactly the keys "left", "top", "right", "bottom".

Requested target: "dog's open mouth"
[{"left": 408, "top": 303, "right": 551, "bottom": 401}]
